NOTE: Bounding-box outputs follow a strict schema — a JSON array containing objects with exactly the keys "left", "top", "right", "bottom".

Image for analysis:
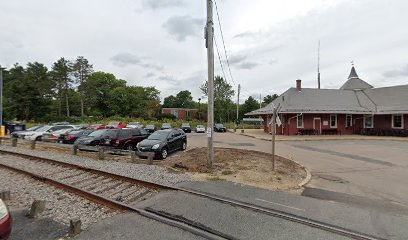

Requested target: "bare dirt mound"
[{"left": 159, "top": 147, "right": 307, "bottom": 191}]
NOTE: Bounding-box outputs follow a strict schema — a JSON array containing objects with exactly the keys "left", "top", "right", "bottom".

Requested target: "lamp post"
[{"left": 198, "top": 98, "right": 201, "bottom": 120}]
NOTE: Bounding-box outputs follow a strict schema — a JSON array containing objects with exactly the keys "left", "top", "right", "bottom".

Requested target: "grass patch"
[
  {"left": 276, "top": 176, "right": 282, "bottom": 181},
  {"left": 221, "top": 170, "right": 234, "bottom": 175},
  {"left": 207, "top": 176, "right": 226, "bottom": 181}
]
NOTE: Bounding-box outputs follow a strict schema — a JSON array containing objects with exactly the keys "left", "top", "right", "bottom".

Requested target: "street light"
[{"left": 198, "top": 98, "right": 201, "bottom": 120}]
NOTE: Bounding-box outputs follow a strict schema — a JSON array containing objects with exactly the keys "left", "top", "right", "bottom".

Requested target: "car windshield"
[
  {"left": 182, "top": 123, "right": 190, "bottom": 127},
  {"left": 68, "top": 130, "right": 82, "bottom": 135},
  {"left": 197, "top": 125, "right": 204, "bottom": 128},
  {"left": 162, "top": 123, "right": 171, "bottom": 127},
  {"left": 26, "top": 125, "right": 42, "bottom": 131},
  {"left": 102, "top": 130, "right": 118, "bottom": 138},
  {"left": 148, "top": 131, "right": 169, "bottom": 141},
  {"left": 88, "top": 130, "right": 106, "bottom": 137},
  {"left": 146, "top": 125, "right": 154, "bottom": 128},
  {"left": 215, "top": 124, "right": 224, "bottom": 127},
  {"left": 35, "top": 126, "right": 51, "bottom": 132}
]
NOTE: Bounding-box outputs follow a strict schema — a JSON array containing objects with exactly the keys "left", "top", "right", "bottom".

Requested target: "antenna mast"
[{"left": 317, "top": 40, "right": 321, "bottom": 89}]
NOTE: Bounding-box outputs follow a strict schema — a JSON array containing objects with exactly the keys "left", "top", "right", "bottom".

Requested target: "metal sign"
[{"left": 276, "top": 116, "right": 282, "bottom": 127}]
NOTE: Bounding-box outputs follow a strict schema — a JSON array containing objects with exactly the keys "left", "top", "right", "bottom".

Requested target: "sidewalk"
[{"left": 231, "top": 129, "right": 408, "bottom": 142}]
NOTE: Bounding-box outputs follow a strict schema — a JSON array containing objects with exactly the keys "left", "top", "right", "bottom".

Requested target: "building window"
[
  {"left": 297, "top": 114, "right": 303, "bottom": 128},
  {"left": 186, "top": 110, "right": 190, "bottom": 117},
  {"left": 364, "top": 115, "right": 374, "bottom": 128},
  {"left": 346, "top": 115, "right": 352, "bottom": 128},
  {"left": 392, "top": 114, "right": 403, "bottom": 129},
  {"left": 330, "top": 114, "right": 337, "bottom": 128}
]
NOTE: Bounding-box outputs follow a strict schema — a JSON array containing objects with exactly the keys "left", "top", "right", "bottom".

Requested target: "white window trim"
[
  {"left": 346, "top": 114, "right": 353, "bottom": 128},
  {"left": 330, "top": 114, "right": 337, "bottom": 128},
  {"left": 392, "top": 114, "right": 404, "bottom": 129},
  {"left": 364, "top": 115, "right": 374, "bottom": 128},
  {"left": 297, "top": 114, "right": 304, "bottom": 128}
]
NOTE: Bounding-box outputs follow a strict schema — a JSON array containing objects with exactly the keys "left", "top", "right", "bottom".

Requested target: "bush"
[{"left": 157, "top": 114, "right": 177, "bottom": 120}]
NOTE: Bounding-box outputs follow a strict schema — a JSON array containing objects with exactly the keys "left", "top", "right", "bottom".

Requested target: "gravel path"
[
  {"left": 0, "top": 145, "right": 192, "bottom": 186},
  {"left": 0, "top": 167, "right": 118, "bottom": 229}
]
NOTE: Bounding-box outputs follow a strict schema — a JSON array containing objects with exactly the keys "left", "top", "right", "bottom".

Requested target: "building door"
[{"left": 313, "top": 118, "right": 321, "bottom": 135}]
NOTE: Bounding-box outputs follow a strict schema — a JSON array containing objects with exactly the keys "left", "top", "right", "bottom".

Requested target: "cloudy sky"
[{"left": 1, "top": 0, "right": 407, "bottom": 102}]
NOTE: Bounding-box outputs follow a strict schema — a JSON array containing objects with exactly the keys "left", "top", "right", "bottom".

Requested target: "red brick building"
[
  {"left": 246, "top": 66, "right": 408, "bottom": 136},
  {"left": 161, "top": 108, "right": 198, "bottom": 120}
]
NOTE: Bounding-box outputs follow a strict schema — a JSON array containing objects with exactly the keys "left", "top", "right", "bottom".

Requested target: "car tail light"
[
  {"left": 67, "top": 135, "right": 75, "bottom": 139},
  {"left": 115, "top": 139, "right": 120, "bottom": 145},
  {"left": 50, "top": 134, "right": 56, "bottom": 138},
  {"left": 0, "top": 199, "right": 9, "bottom": 220}
]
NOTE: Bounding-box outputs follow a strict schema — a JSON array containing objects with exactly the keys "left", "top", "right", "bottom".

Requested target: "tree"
[
  {"left": 72, "top": 56, "right": 93, "bottom": 117},
  {"left": 240, "top": 96, "right": 259, "bottom": 119},
  {"left": 262, "top": 94, "right": 279, "bottom": 107},
  {"left": 50, "top": 58, "right": 73, "bottom": 117},
  {"left": 200, "top": 76, "right": 235, "bottom": 122},
  {"left": 163, "top": 95, "right": 177, "bottom": 108},
  {"left": 81, "top": 72, "right": 126, "bottom": 117}
]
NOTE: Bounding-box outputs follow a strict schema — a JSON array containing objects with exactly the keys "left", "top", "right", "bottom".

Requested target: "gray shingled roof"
[
  {"left": 340, "top": 66, "right": 373, "bottom": 90},
  {"left": 246, "top": 67, "right": 408, "bottom": 116}
]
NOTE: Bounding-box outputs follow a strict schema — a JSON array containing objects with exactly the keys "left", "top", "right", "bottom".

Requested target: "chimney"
[{"left": 296, "top": 79, "right": 302, "bottom": 91}]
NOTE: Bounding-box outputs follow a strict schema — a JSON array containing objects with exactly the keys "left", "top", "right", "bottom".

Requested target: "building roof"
[
  {"left": 246, "top": 66, "right": 408, "bottom": 116},
  {"left": 340, "top": 66, "right": 373, "bottom": 90}
]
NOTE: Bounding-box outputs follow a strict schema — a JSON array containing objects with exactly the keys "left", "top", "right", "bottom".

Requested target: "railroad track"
[{"left": 0, "top": 149, "right": 384, "bottom": 240}]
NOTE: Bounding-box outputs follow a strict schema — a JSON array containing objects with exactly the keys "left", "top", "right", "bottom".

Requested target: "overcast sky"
[{"left": 1, "top": 0, "right": 407, "bottom": 103}]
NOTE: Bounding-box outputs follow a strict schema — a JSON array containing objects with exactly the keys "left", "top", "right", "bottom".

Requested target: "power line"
[
  {"left": 213, "top": 0, "right": 236, "bottom": 86},
  {"left": 214, "top": 36, "right": 228, "bottom": 85}
]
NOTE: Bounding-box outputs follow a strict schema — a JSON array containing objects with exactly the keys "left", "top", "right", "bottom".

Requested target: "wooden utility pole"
[
  {"left": 236, "top": 84, "right": 240, "bottom": 123},
  {"left": 271, "top": 107, "right": 277, "bottom": 171},
  {"left": 206, "top": 0, "right": 214, "bottom": 167},
  {"left": 259, "top": 93, "right": 262, "bottom": 108}
]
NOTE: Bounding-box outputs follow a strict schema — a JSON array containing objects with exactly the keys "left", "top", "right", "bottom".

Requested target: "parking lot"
[{"left": 187, "top": 131, "right": 408, "bottom": 209}]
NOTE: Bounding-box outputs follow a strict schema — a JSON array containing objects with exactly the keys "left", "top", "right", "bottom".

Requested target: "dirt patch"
[{"left": 158, "top": 147, "right": 306, "bottom": 191}]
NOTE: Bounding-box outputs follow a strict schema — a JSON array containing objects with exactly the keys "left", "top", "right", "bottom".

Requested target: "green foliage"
[
  {"left": 240, "top": 96, "right": 260, "bottom": 119},
  {"left": 262, "top": 94, "right": 279, "bottom": 107},
  {"left": 163, "top": 90, "right": 195, "bottom": 108},
  {"left": 200, "top": 76, "right": 235, "bottom": 123}
]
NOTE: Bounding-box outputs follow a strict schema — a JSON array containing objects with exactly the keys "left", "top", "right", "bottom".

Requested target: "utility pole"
[
  {"left": 0, "top": 67, "right": 3, "bottom": 132},
  {"left": 271, "top": 106, "right": 277, "bottom": 171},
  {"left": 206, "top": 0, "right": 214, "bottom": 168},
  {"left": 259, "top": 93, "right": 262, "bottom": 108},
  {"left": 236, "top": 84, "right": 240, "bottom": 123}
]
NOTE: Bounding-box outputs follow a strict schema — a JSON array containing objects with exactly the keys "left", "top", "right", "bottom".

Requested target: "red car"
[
  {"left": 0, "top": 199, "right": 12, "bottom": 240},
  {"left": 105, "top": 121, "right": 127, "bottom": 129},
  {"left": 88, "top": 124, "right": 106, "bottom": 130}
]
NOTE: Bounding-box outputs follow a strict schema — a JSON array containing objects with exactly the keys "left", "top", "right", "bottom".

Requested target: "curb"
[
  {"left": 232, "top": 132, "right": 408, "bottom": 142},
  {"left": 298, "top": 164, "right": 312, "bottom": 187}
]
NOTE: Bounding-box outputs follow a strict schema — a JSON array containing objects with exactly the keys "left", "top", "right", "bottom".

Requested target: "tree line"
[{"left": 1, "top": 57, "right": 278, "bottom": 123}]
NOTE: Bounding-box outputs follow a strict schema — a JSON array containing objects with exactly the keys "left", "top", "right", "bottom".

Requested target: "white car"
[
  {"left": 24, "top": 125, "right": 75, "bottom": 141},
  {"left": 195, "top": 125, "right": 206, "bottom": 133},
  {"left": 127, "top": 122, "right": 144, "bottom": 129}
]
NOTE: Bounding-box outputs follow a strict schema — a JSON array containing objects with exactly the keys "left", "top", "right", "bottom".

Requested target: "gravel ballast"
[
  {"left": 0, "top": 145, "right": 192, "bottom": 186},
  {"left": 0, "top": 167, "right": 118, "bottom": 229}
]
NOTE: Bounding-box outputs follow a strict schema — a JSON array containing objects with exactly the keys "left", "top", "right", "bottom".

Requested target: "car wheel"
[
  {"left": 181, "top": 142, "right": 187, "bottom": 150},
  {"left": 35, "top": 136, "right": 42, "bottom": 141},
  {"left": 161, "top": 148, "right": 168, "bottom": 159},
  {"left": 124, "top": 144, "right": 134, "bottom": 151}
]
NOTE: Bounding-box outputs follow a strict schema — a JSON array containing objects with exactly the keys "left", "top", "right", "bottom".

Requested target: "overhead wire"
[
  {"left": 214, "top": 36, "right": 228, "bottom": 85},
  {"left": 213, "top": 0, "right": 236, "bottom": 86}
]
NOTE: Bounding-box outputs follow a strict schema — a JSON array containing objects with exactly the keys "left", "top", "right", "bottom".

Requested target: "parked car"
[
  {"left": 126, "top": 122, "right": 144, "bottom": 129},
  {"left": 11, "top": 125, "right": 43, "bottom": 138},
  {"left": 137, "top": 129, "right": 187, "bottom": 159},
  {"left": 161, "top": 123, "right": 172, "bottom": 130},
  {"left": 42, "top": 128, "right": 74, "bottom": 143},
  {"left": 144, "top": 124, "right": 157, "bottom": 134},
  {"left": 59, "top": 129, "right": 94, "bottom": 144},
  {"left": 74, "top": 129, "right": 111, "bottom": 150},
  {"left": 76, "top": 124, "right": 90, "bottom": 129},
  {"left": 88, "top": 124, "right": 106, "bottom": 130},
  {"left": 99, "top": 128, "right": 149, "bottom": 150},
  {"left": 24, "top": 125, "right": 75, "bottom": 141},
  {"left": 52, "top": 122, "right": 70, "bottom": 126},
  {"left": 195, "top": 125, "right": 206, "bottom": 133},
  {"left": 181, "top": 123, "right": 191, "bottom": 133},
  {"left": 214, "top": 123, "right": 227, "bottom": 132},
  {"left": 0, "top": 199, "right": 12, "bottom": 240},
  {"left": 105, "top": 121, "right": 127, "bottom": 129}
]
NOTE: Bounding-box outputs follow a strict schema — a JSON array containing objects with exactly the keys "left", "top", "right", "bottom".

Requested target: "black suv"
[
  {"left": 99, "top": 128, "right": 149, "bottom": 150},
  {"left": 137, "top": 129, "right": 187, "bottom": 159},
  {"left": 214, "top": 123, "right": 227, "bottom": 132},
  {"left": 181, "top": 123, "right": 191, "bottom": 133}
]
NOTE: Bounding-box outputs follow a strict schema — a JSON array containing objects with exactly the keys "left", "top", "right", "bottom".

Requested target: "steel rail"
[{"left": 0, "top": 149, "right": 384, "bottom": 240}]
